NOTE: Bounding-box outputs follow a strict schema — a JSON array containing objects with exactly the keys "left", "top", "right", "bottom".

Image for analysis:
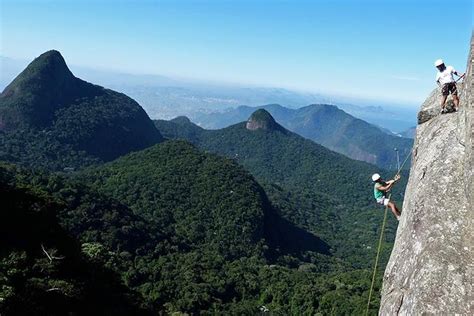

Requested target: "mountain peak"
[
  {"left": 36, "top": 49, "right": 66, "bottom": 63},
  {"left": 171, "top": 116, "right": 192, "bottom": 125},
  {"left": 6, "top": 50, "right": 75, "bottom": 89},
  {"left": 0, "top": 50, "right": 99, "bottom": 129},
  {"left": 246, "top": 109, "right": 282, "bottom": 131},
  {"left": 0, "top": 50, "right": 162, "bottom": 163}
]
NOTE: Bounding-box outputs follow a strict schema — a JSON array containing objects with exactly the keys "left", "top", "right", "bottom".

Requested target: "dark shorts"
[{"left": 441, "top": 82, "right": 458, "bottom": 96}]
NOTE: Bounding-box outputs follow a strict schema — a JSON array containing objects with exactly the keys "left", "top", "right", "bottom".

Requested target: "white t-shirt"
[{"left": 436, "top": 66, "right": 456, "bottom": 84}]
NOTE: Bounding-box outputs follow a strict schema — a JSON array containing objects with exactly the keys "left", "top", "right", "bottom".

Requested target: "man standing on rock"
[
  {"left": 434, "top": 59, "right": 464, "bottom": 113},
  {"left": 372, "top": 173, "right": 401, "bottom": 220}
]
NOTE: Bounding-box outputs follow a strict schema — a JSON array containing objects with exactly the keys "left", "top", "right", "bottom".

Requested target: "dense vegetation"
[
  {"left": 0, "top": 50, "right": 162, "bottom": 169},
  {"left": 155, "top": 111, "right": 408, "bottom": 268},
  {"left": 0, "top": 141, "right": 385, "bottom": 315},
  {"left": 0, "top": 166, "right": 147, "bottom": 315},
  {"left": 188, "top": 103, "right": 413, "bottom": 169},
  {"left": 0, "top": 51, "right": 409, "bottom": 314},
  {"left": 155, "top": 116, "right": 205, "bottom": 144},
  {"left": 0, "top": 128, "right": 101, "bottom": 171}
]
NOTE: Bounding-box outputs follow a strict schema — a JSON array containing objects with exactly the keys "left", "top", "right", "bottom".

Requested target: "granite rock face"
[
  {"left": 246, "top": 109, "right": 283, "bottom": 131},
  {"left": 379, "top": 36, "right": 473, "bottom": 315},
  {"left": 417, "top": 88, "right": 457, "bottom": 124}
]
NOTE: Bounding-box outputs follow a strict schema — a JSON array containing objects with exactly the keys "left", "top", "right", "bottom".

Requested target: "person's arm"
[
  {"left": 377, "top": 181, "right": 394, "bottom": 191},
  {"left": 378, "top": 175, "right": 400, "bottom": 191},
  {"left": 436, "top": 74, "right": 441, "bottom": 87},
  {"left": 452, "top": 67, "right": 465, "bottom": 78}
]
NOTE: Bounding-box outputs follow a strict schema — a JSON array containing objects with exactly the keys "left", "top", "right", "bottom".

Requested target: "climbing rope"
[
  {"left": 365, "top": 193, "right": 391, "bottom": 315},
  {"left": 455, "top": 73, "right": 466, "bottom": 82},
  {"left": 365, "top": 151, "right": 412, "bottom": 315}
]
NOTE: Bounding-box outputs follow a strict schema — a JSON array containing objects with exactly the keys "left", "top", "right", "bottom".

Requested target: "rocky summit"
[
  {"left": 245, "top": 109, "right": 283, "bottom": 131},
  {"left": 380, "top": 35, "right": 473, "bottom": 315},
  {"left": 0, "top": 50, "right": 163, "bottom": 164}
]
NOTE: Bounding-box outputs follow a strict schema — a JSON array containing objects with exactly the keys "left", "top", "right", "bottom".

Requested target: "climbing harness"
[{"left": 365, "top": 151, "right": 412, "bottom": 315}]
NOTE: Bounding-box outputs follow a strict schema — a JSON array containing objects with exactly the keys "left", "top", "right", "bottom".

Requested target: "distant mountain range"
[
  {"left": 399, "top": 126, "right": 416, "bottom": 139},
  {"left": 1, "top": 50, "right": 405, "bottom": 314},
  {"left": 181, "top": 104, "right": 413, "bottom": 169},
  {"left": 155, "top": 109, "right": 407, "bottom": 266},
  {"left": 1, "top": 55, "right": 417, "bottom": 132}
]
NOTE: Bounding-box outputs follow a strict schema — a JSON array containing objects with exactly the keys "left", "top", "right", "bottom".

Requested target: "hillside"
[
  {"left": 190, "top": 104, "right": 413, "bottom": 169},
  {"left": 80, "top": 140, "right": 281, "bottom": 259},
  {"left": 155, "top": 110, "right": 407, "bottom": 267},
  {"left": 0, "top": 50, "right": 162, "bottom": 169},
  {"left": 0, "top": 50, "right": 398, "bottom": 314},
  {"left": 0, "top": 165, "right": 147, "bottom": 315},
  {"left": 1, "top": 141, "right": 381, "bottom": 314},
  {"left": 380, "top": 36, "right": 473, "bottom": 315},
  {"left": 154, "top": 116, "right": 205, "bottom": 143},
  {"left": 399, "top": 126, "right": 416, "bottom": 138}
]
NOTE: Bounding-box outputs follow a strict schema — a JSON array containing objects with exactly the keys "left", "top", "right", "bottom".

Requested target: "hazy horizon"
[
  {"left": 1, "top": 0, "right": 472, "bottom": 106},
  {"left": 0, "top": 52, "right": 432, "bottom": 115}
]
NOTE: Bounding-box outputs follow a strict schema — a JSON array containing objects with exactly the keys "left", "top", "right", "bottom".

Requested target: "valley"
[{"left": 0, "top": 50, "right": 409, "bottom": 315}]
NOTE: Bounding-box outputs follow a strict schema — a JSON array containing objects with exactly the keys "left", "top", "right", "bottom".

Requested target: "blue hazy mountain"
[
  {"left": 1, "top": 55, "right": 416, "bottom": 132},
  {"left": 187, "top": 104, "right": 412, "bottom": 169}
]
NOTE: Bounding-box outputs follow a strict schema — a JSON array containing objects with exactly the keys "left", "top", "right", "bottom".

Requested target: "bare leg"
[
  {"left": 388, "top": 201, "right": 401, "bottom": 220},
  {"left": 440, "top": 95, "right": 448, "bottom": 110},
  {"left": 452, "top": 94, "right": 460, "bottom": 110}
]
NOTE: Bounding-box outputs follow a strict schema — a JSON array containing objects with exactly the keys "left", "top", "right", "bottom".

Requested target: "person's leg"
[
  {"left": 388, "top": 201, "right": 401, "bottom": 219},
  {"left": 452, "top": 94, "right": 460, "bottom": 110},
  {"left": 450, "top": 83, "right": 460, "bottom": 111},
  {"left": 440, "top": 95, "right": 448, "bottom": 110},
  {"left": 440, "top": 84, "right": 449, "bottom": 112}
]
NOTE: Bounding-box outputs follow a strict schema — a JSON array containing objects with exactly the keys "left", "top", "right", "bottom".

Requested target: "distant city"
[{"left": 1, "top": 55, "right": 417, "bottom": 133}]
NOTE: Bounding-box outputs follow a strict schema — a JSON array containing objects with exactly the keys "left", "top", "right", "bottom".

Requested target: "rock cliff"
[
  {"left": 245, "top": 109, "right": 283, "bottom": 131},
  {"left": 379, "top": 36, "right": 473, "bottom": 315}
]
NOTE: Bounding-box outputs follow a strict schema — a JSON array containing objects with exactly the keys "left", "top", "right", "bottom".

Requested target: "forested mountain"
[
  {"left": 79, "top": 140, "right": 328, "bottom": 260},
  {"left": 155, "top": 109, "right": 407, "bottom": 267},
  {"left": 190, "top": 104, "right": 413, "bottom": 169},
  {"left": 155, "top": 116, "right": 205, "bottom": 143},
  {"left": 0, "top": 50, "right": 406, "bottom": 314},
  {"left": 0, "top": 50, "right": 162, "bottom": 170},
  {"left": 0, "top": 141, "right": 381, "bottom": 315},
  {"left": 0, "top": 165, "right": 148, "bottom": 315}
]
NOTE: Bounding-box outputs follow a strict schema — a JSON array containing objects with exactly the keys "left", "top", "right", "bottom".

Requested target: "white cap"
[
  {"left": 372, "top": 173, "right": 381, "bottom": 182},
  {"left": 434, "top": 59, "right": 444, "bottom": 67}
]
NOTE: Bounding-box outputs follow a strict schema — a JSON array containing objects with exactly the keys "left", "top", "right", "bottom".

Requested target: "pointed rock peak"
[
  {"left": 19, "top": 50, "right": 73, "bottom": 81},
  {"left": 246, "top": 109, "right": 281, "bottom": 131},
  {"left": 36, "top": 49, "right": 66, "bottom": 63},
  {"left": 0, "top": 50, "right": 101, "bottom": 130},
  {"left": 171, "top": 116, "right": 192, "bottom": 125},
  {"left": 1, "top": 50, "right": 75, "bottom": 99}
]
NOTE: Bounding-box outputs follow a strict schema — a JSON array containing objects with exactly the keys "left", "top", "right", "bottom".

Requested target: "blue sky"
[{"left": 1, "top": 0, "right": 472, "bottom": 106}]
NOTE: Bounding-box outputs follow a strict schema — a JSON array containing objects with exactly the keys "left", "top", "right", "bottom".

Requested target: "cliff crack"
[{"left": 395, "top": 292, "right": 405, "bottom": 315}]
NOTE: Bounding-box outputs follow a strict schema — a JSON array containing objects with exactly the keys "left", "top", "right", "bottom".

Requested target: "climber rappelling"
[
  {"left": 434, "top": 59, "right": 465, "bottom": 114},
  {"left": 372, "top": 173, "right": 401, "bottom": 220}
]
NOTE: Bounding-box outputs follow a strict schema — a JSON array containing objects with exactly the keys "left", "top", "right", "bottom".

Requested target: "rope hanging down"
[{"left": 365, "top": 151, "right": 412, "bottom": 315}]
